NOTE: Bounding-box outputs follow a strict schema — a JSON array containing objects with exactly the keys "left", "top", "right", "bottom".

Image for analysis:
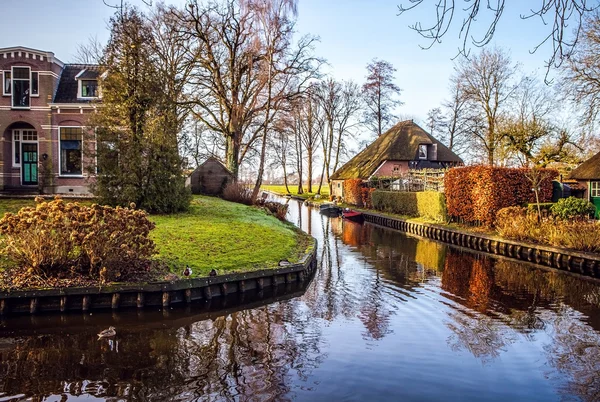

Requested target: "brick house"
[{"left": 0, "top": 46, "right": 99, "bottom": 194}]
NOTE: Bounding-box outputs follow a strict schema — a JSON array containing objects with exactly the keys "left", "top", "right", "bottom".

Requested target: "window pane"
[
  {"left": 14, "top": 140, "right": 20, "bottom": 165},
  {"left": 13, "top": 67, "right": 29, "bottom": 79},
  {"left": 12, "top": 79, "right": 30, "bottom": 108},
  {"left": 3, "top": 71, "right": 10, "bottom": 94},
  {"left": 60, "top": 128, "right": 83, "bottom": 175},
  {"left": 82, "top": 80, "right": 97, "bottom": 97},
  {"left": 31, "top": 72, "right": 38, "bottom": 95}
]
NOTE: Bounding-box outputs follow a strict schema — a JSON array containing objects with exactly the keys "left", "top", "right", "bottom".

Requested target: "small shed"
[
  {"left": 569, "top": 151, "right": 600, "bottom": 218},
  {"left": 190, "top": 157, "right": 233, "bottom": 195}
]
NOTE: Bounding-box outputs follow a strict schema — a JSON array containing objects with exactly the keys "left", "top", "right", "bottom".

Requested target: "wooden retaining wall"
[
  {"left": 362, "top": 212, "right": 600, "bottom": 278},
  {"left": 0, "top": 240, "right": 318, "bottom": 316}
]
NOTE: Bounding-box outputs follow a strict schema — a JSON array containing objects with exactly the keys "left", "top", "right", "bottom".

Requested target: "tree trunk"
[
  {"left": 226, "top": 135, "right": 240, "bottom": 180},
  {"left": 306, "top": 146, "right": 313, "bottom": 193}
]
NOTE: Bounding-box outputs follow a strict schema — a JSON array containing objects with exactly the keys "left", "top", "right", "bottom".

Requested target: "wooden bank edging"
[
  {"left": 0, "top": 239, "right": 318, "bottom": 315},
  {"left": 361, "top": 211, "right": 600, "bottom": 278}
]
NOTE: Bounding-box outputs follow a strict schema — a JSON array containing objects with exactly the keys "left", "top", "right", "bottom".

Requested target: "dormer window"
[
  {"left": 418, "top": 144, "right": 428, "bottom": 160},
  {"left": 81, "top": 80, "right": 98, "bottom": 97},
  {"left": 75, "top": 68, "right": 100, "bottom": 99}
]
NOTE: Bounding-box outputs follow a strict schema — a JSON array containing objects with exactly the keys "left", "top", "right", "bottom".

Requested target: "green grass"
[
  {"left": 261, "top": 184, "right": 329, "bottom": 199},
  {"left": 0, "top": 196, "right": 312, "bottom": 278}
]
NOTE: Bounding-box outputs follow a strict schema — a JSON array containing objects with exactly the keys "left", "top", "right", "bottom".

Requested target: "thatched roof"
[
  {"left": 331, "top": 120, "right": 463, "bottom": 180},
  {"left": 569, "top": 151, "right": 600, "bottom": 180}
]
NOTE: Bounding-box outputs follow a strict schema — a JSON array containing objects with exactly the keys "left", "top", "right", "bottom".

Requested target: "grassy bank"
[
  {"left": 0, "top": 196, "right": 312, "bottom": 279},
  {"left": 261, "top": 184, "right": 329, "bottom": 199}
]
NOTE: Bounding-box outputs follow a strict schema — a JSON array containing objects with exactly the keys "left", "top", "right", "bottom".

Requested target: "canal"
[{"left": 1, "top": 198, "right": 600, "bottom": 401}]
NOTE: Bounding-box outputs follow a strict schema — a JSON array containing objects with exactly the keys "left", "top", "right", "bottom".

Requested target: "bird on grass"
[
  {"left": 98, "top": 326, "right": 116, "bottom": 339},
  {"left": 183, "top": 266, "right": 193, "bottom": 277},
  {"left": 209, "top": 269, "right": 217, "bottom": 277}
]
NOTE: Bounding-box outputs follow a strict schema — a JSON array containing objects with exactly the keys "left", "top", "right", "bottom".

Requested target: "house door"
[
  {"left": 590, "top": 181, "right": 600, "bottom": 218},
  {"left": 21, "top": 143, "right": 38, "bottom": 185}
]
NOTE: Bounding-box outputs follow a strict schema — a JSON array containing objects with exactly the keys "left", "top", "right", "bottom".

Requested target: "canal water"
[{"left": 1, "top": 198, "right": 600, "bottom": 401}]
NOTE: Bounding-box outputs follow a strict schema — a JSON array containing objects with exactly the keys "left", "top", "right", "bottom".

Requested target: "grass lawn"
[
  {"left": 261, "top": 184, "right": 329, "bottom": 199},
  {"left": 0, "top": 196, "right": 312, "bottom": 279}
]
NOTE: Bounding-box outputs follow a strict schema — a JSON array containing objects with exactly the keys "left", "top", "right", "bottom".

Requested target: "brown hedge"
[
  {"left": 343, "top": 179, "right": 364, "bottom": 206},
  {"left": 444, "top": 166, "right": 557, "bottom": 226}
]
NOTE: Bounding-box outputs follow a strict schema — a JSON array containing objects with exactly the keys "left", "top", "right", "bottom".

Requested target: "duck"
[
  {"left": 98, "top": 326, "right": 116, "bottom": 339},
  {"left": 278, "top": 259, "right": 291, "bottom": 267},
  {"left": 209, "top": 268, "right": 217, "bottom": 277},
  {"left": 183, "top": 266, "right": 193, "bottom": 277}
]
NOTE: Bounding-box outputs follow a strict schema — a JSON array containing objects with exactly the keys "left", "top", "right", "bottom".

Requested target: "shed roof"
[
  {"left": 330, "top": 120, "right": 463, "bottom": 180},
  {"left": 569, "top": 151, "right": 600, "bottom": 180}
]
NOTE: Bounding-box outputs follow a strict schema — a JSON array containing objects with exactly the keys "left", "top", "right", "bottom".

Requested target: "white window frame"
[
  {"left": 59, "top": 126, "right": 84, "bottom": 177},
  {"left": 591, "top": 181, "right": 600, "bottom": 198},
  {"left": 11, "top": 66, "right": 31, "bottom": 110},
  {"left": 418, "top": 144, "right": 428, "bottom": 160},
  {"left": 12, "top": 130, "right": 20, "bottom": 168},
  {"left": 30, "top": 71, "right": 39, "bottom": 97},
  {"left": 77, "top": 79, "right": 99, "bottom": 100},
  {"left": 2, "top": 71, "right": 10, "bottom": 96}
]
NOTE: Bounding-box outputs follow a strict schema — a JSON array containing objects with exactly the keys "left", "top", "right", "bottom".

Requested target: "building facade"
[{"left": 0, "top": 46, "right": 98, "bottom": 194}]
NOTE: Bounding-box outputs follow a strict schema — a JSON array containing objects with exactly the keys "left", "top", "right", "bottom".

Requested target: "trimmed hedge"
[
  {"left": 444, "top": 166, "right": 557, "bottom": 226},
  {"left": 343, "top": 179, "right": 363, "bottom": 207},
  {"left": 371, "top": 190, "right": 448, "bottom": 222}
]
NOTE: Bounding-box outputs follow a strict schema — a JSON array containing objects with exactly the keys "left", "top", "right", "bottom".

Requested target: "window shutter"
[{"left": 430, "top": 144, "right": 438, "bottom": 161}]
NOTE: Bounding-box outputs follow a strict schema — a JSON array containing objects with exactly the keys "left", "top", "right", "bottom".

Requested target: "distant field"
[{"left": 261, "top": 184, "right": 330, "bottom": 198}]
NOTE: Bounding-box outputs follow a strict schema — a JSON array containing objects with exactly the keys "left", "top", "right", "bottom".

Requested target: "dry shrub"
[
  {"left": 262, "top": 201, "right": 289, "bottom": 221},
  {"left": 0, "top": 197, "right": 156, "bottom": 289},
  {"left": 222, "top": 182, "right": 253, "bottom": 205},
  {"left": 495, "top": 206, "right": 600, "bottom": 252},
  {"left": 343, "top": 179, "right": 364, "bottom": 206}
]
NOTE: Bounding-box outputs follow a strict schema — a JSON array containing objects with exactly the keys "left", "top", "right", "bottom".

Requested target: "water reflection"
[{"left": 0, "top": 199, "right": 600, "bottom": 401}]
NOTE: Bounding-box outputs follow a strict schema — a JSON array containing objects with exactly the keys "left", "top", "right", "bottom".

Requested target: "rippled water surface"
[{"left": 1, "top": 198, "right": 600, "bottom": 401}]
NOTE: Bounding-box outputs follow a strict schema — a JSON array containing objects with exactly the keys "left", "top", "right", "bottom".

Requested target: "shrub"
[
  {"left": 444, "top": 166, "right": 557, "bottom": 226},
  {"left": 222, "top": 182, "right": 253, "bottom": 205},
  {"left": 526, "top": 203, "right": 554, "bottom": 215},
  {"left": 550, "top": 197, "right": 595, "bottom": 220},
  {"left": 361, "top": 187, "right": 375, "bottom": 209},
  {"left": 0, "top": 197, "right": 156, "bottom": 288},
  {"left": 262, "top": 201, "right": 289, "bottom": 221},
  {"left": 495, "top": 206, "right": 541, "bottom": 241},
  {"left": 547, "top": 220, "right": 600, "bottom": 252},
  {"left": 343, "top": 179, "right": 364, "bottom": 206},
  {"left": 371, "top": 191, "right": 447, "bottom": 222}
]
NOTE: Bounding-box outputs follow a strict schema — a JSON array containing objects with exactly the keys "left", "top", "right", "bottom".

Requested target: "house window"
[
  {"left": 3, "top": 71, "right": 10, "bottom": 95},
  {"left": 31, "top": 72, "right": 39, "bottom": 96},
  {"left": 81, "top": 80, "right": 98, "bottom": 98},
  {"left": 591, "top": 181, "right": 600, "bottom": 198},
  {"left": 12, "top": 67, "right": 30, "bottom": 108},
  {"left": 418, "top": 144, "right": 428, "bottom": 160},
  {"left": 60, "top": 127, "right": 83, "bottom": 176}
]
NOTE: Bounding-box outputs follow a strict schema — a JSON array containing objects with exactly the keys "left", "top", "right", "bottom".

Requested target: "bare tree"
[
  {"left": 296, "top": 87, "right": 323, "bottom": 193},
  {"left": 362, "top": 59, "right": 403, "bottom": 137},
  {"left": 397, "top": 0, "right": 599, "bottom": 73},
  {"left": 73, "top": 36, "right": 104, "bottom": 64},
  {"left": 441, "top": 77, "right": 470, "bottom": 155},
  {"left": 562, "top": 11, "right": 600, "bottom": 126},
  {"left": 454, "top": 47, "right": 520, "bottom": 166},
  {"left": 425, "top": 107, "right": 445, "bottom": 138}
]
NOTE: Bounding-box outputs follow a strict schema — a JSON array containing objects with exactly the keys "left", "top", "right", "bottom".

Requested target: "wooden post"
[
  {"left": 239, "top": 280, "right": 246, "bottom": 293},
  {"left": 185, "top": 289, "right": 192, "bottom": 303},
  {"left": 220, "top": 283, "right": 228, "bottom": 296},
  {"left": 82, "top": 295, "right": 91, "bottom": 311},
  {"left": 30, "top": 298, "right": 38, "bottom": 314},
  {"left": 162, "top": 292, "right": 170, "bottom": 307},
  {"left": 137, "top": 292, "right": 145, "bottom": 308},
  {"left": 204, "top": 286, "right": 212, "bottom": 300},
  {"left": 0, "top": 299, "right": 7, "bottom": 315},
  {"left": 256, "top": 278, "right": 264, "bottom": 291},
  {"left": 60, "top": 296, "right": 67, "bottom": 312},
  {"left": 111, "top": 293, "right": 120, "bottom": 310}
]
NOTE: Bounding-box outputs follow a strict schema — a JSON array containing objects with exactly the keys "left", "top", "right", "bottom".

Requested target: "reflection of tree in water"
[{"left": 0, "top": 302, "right": 326, "bottom": 401}]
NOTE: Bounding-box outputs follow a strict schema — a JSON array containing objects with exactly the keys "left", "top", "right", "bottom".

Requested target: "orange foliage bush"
[
  {"left": 343, "top": 179, "right": 364, "bottom": 207},
  {"left": 444, "top": 166, "right": 557, "bottom": 226},
  {"left": 361, "top": 187, "right": 375, "bottom": 209}
]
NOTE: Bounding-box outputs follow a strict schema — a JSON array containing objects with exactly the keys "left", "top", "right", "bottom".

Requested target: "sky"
[{"left": 0, "top": 1, "right": 560, "bottom": 126}]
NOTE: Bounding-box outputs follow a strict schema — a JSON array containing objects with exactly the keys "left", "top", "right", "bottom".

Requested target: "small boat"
[
  {"left": 342, "top": 208, "right": 363, "bottom": 222},
  {"left": 320, "top": 203, "right": 341, "bottom": 216}
]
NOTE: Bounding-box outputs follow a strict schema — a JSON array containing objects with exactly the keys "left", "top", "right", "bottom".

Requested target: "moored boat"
[
  {"left": 320, "top": 203, "right": 341, "bottom": 216},
  {"left": 342, "top": 208, "right": 363, "bottom": 221}
]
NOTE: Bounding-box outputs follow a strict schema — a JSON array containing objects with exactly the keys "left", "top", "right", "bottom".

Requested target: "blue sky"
[{"left": 0, "top": 0, "right": 558, "bottom": 123}]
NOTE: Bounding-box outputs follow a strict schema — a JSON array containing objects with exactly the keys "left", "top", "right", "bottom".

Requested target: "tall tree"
[
  {"left": 453, "top": 48, "right": 520, "bottom": 166},
  {"left": 296, "top": 87, "right": 322, "bottom": 193},
  {"left": 362, "top": 59, "right": 403, "bottom": 137},
  {"left": 92, "top": 7, "right": 190, "bottom": 212},
  {"left": 425, "top": 107, "right": 445, "bottom": 139}
]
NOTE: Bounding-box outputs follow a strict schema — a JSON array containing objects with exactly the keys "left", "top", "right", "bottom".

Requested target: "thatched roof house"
[
  {"left": 330, "top": 120, "right": 463, "bottom": 198},
  {"left": 569, "top": 151, "right": 600, "bottom": 217}
]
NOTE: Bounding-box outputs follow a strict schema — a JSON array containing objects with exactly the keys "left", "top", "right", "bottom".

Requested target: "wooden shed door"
[{"left": 591, "top": 181, "right": 600, "bottom": 218}]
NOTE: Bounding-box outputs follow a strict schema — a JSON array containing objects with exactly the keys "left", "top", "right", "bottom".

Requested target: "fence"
[{"left": 370, "top": 169, "right": 447, "bottom": 193}]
